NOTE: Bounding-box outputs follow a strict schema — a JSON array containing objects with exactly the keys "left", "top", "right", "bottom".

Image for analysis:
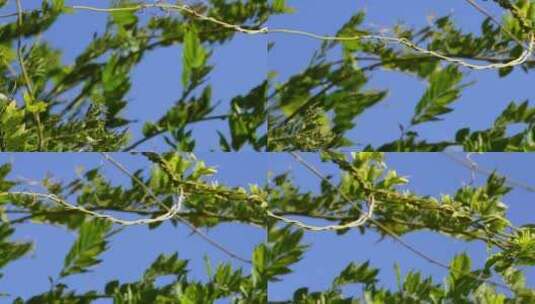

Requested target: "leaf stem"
[{"left": 15, "top": 0, "right": 44, "bottom": 151}]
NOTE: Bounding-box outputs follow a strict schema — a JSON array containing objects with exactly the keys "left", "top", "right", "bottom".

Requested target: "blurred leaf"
[
  {"left": 61, "top": 220, "right": 112, "bottom": 277},
  {"left": 332, "top": 261, "right": 379, "bottom": 287},
  {"left": 412, "top": 65, "right": 467, "bottom": 125},
  {"left": 0, "top": 223, "right": 32, "bottom": 269},
  {"left": 182, "top": 25, "right": 207, "bottom": 88}
]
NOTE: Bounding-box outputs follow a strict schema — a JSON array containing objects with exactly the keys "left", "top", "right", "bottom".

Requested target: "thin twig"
[
  {"left": 464, "top": 0, "right": 528, "bottom": 48},
  {"left": 5, "top": 207, "right": 265, "bottom": 227},
  {"left": 265, "top": 195, "right": 374, "bottom": 231},
  {"left": 0, "top": 191, "right": 183, "bottom": 225},
  {"left": 3, "top": 2, "right": 532, "bottom": 71},
  {"left": 122, "top": 115, "right": 228, "bottom": 152},
  {"left": 443, "top": 152, "right": 535, "bottom": 193},
  {"left": 70, "top": 3, "right": 268, "bottom": 34},
  {"left": 268, "top": 28, "right": 534, "bottom": 70}
]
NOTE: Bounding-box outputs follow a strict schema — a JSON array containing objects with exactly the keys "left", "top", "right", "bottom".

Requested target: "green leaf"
[
  {"left": 498, "top": 66, "right": 514, "bottom": 78},
  {"left": 226, "top": 82, "right": 267, "bottom": 150},
  {"left": 51, "top": 0, "right": 65, "bottom": 11},
  {"left": 273, "top": 0, "right": 286, "bottom": 11},
  {"left": 212, "top": 262, "right": 243, "bottom": 294},
  {"left": 182, "top": 25, "right": 207, "bottom": 87},
  {"left": 265, "top": 226, "right": 306, "bottom": 282},
  {"left": 23, "top": 92, "right": 47, "bottom": 113},
  {"left": 252, "top": 244, "right": 266, "bottom": 287},
  {"left": 280, "top": 92, "right": 309, "bottom": 117},
  {"left": 61, "top": 220, "right": 112, "bottom": 277},
  {"left": 332, "top": 261, "right": 379, "bottom": 287},
  {"left": 0, "top": 223, "right": 33, "bottom": 269},
  {"left": 143, "top": 253, "right": 188, "bottom": 283},
  {"left": 412, "top": 65, "right": 467, "bottom": 125},
  {"left": 110, "top": 0, "right": 138, "bottom": 28},
  {"left": 272, "top": 0, "right": 294, "bottom": 13},
  {"left": 401, "top": 271, "right": 438, "bottom": 300},
  {"left": 142, "top": 122, "right": 161, "bottom": 137},
  {"left": 217, "top": 131, "right": 232, "bottom": 151},
  {"left": 330, "top": 90, "right": 387, "bottom": 132},
  {"left": 26, "top": 100, "right": 48, "bottom": 114},
  {"left": 456, "top": 101, "right": 535, "bottom": 151},
  {"left": 447, "top": 253, "right": 479, "bottom": 297},
  {"left": 102, "top": 55, "right": 128, "bottom": 94},
  {"left": 0, "top": 101, "right": 29, "bottom": 151},
  {"left": 337, "top": 12, "right": 366, "bottom": 55}
]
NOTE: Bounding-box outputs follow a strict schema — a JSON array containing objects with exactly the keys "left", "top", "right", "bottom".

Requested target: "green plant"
[{"left": 0, "top": 152, "right": 533, "bottom": 302}]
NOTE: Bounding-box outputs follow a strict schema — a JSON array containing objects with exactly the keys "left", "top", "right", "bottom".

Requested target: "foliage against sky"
[
  {"left": 0, "top": 0, "right": 533, "bottom": 151},
  {"left": 0, "top": 0, "right": 534, "bottom": 303},
  {"left": 0, "top": 152, "right": 534, "bottom": 302},
  {"left": 1, "top": 0, "right": 276, "bottom": 151},
  {"left": 267, "top": 0, "right": 535, "bottom": 151}
]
